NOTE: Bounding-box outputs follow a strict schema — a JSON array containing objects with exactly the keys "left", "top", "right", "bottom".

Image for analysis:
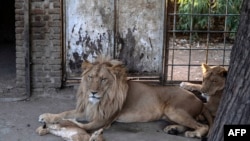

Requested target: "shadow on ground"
[{"left": 0, "top": 43, "right": 21, "bottom": 99}]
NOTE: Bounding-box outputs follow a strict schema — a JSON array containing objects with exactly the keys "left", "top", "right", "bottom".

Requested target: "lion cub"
[
  {"left": 180, "top": 63, "right": 227, "bottom": 117},
  {"left": 36, "top": 120, "right": 104, "bottom": 141}
]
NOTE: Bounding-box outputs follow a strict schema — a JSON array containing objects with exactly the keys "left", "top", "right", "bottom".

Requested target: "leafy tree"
[{"left": 176, "top": 0, "right": 242, "bottom": 39}]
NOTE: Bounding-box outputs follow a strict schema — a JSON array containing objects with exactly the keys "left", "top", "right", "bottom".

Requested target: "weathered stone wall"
[{"left": 15, "top": 0, "right": 62, "bottom": 94}]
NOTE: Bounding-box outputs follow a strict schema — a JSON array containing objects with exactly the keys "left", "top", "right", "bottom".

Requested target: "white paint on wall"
[{"left": 65, "top": 0, "right": 165, "bottom": 77}]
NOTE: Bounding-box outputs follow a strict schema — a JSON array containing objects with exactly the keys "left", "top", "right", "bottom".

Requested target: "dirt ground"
[
  {"left": 0, "top": 87, "right": 200, "bottom": 141},
  {"left": 167, "top": 38, "right": 232, "bottom": 81}
]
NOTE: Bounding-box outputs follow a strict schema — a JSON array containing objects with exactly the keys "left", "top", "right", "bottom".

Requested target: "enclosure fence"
[{"left": 164, "top": 0, "right": 242, "bottom": 84}]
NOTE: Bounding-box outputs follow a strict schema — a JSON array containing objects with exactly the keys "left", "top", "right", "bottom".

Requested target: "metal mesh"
[{"left": 164, "top": 0, "right": 241, "bottom": 83}]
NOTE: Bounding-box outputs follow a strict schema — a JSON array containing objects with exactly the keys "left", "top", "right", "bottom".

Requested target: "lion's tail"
[{"left": 202, "top": 106, "right": 213, "bottom": 136}]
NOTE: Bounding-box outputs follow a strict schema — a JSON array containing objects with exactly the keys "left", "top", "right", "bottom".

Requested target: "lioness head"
[
  {"left": 200, "top": 63, "right": 227, "bottom": 96},
  {"left": 76, "top": 55, "right": 128, "bottom": 120}
]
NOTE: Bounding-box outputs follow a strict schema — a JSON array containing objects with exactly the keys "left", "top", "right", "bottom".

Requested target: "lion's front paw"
[
  {"left": 164, "top": 126, "right": 179, "bottom": 135},
  {"left": 39, "top": 113, "right": 61, "bottom": 124},
  {"left": 90, "top": 128, "right": 104, "bottom": 141},
  {"left": 184, "top": 125, "right": 208, "bottom": 138},
  {"left": 164, "top": 125, "right": 187, "bottom": 135},
  {"left": 36, "top": 126, "right": 49, "bottom": 136},
  {"left": 180, "top": 82, "right": 193, "bottom": 91}
]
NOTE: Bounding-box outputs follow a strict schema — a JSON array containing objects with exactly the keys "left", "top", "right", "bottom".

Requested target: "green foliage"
[{"left": 176, "top": 0, "right": 242, "bottom": 39}]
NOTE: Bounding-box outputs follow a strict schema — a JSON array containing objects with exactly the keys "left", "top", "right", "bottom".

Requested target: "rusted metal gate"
[{"left": 64, "top": 0, "right": 166, "bottom": 82}]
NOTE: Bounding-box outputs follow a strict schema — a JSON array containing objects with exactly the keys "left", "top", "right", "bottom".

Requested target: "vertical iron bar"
[
  {"left": 188, "top": 0, "right": 195, "bottom": 81},
  {"left": 206, "top": 0, "right": 212, "bottom": 64},
  {"left": 171, "top": 0, "right": 177, "bottom": 81},
  {"left": 223, "top": 0, "right": 229, "bottom": 66},
  {"left": 161, "top": 0, "right": 167, "bottom": 84}
]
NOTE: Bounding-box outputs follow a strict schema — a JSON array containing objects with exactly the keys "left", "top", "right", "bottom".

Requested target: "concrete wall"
[
  {"left": 15, "top": 0, "right": 62, "bottom": 94},
  {"left": 116, "top": 0, "right": 164, "bottom": 75},
  {"left": 65, "top": 0, "right": 115, "bottom": 77},
  {"left": 65, "top": 0, "right": 165, "bottom": 78}
]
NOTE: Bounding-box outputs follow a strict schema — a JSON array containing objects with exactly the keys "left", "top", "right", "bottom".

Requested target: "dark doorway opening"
[{"left": 0, "top": 0, "right": 16, "bottom": 96}]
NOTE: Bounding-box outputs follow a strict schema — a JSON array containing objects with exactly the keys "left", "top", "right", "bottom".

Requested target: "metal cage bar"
[{"left": 165, "top": 0, "right": 241, "bottom": 84}]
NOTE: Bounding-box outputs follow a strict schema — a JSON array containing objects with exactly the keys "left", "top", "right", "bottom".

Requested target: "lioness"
[
  {"left": 39, "top": 55, "right": 212, "bottom": 138},
  {"left": 36, "top": 120, "right": 104, "bottom": 141},
  {"left": 180, "top": 63, "right": 227, "bottom": 117}
]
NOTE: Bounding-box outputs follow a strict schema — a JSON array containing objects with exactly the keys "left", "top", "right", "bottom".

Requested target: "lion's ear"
[
  {"left": 109, "top": 64, "right": 126, "bottom": 78},
  {"left": 82, "top": 60, "right": 93, "bottom": 71},
  {"left": 109, "top": 59, "right": 125, "bottom": 76},
  {"left": 219, "top": 68, "right": 227, "bottom": 77},
  {"left": 201, "top": 63, "right": 210, "bottom": 74}
]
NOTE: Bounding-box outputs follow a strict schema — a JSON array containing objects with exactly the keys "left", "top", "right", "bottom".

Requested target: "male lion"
[
  {"left": 36, "top": 120, "right": 104, "bottom": 141},
  {"left": 180, "top": 63, "right": 227, "bottom": 117},
  {"left": 39, "top": 55, "right": 212, "bottom": 138}
]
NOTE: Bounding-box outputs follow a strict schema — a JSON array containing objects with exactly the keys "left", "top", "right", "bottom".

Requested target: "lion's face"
[
  {"left": 83, "top": 64, "right": 115, "bottom": 104},
  {"left": 76, "top": 56, "right": 128, "bottom": 120},
  {"left": 200, "top": 64, "right": 227, "bottom": 96}
]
